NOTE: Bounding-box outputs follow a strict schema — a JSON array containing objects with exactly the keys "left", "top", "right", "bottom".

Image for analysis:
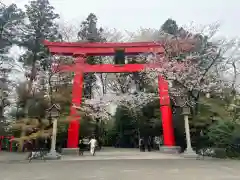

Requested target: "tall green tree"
[
  {"left": 0, "top": 3, "right": 25, "bottom": 53},
  {"left": 114, "top": 105, "right": 138, "bottom": 147},
  {"left": 77, "top": 13, "right": 105, "bottom": 99},
  {"left": 0, "top": 68, "right": 10, "bottom": 135},
  {"left": 0, "top": 3, "right": 24, "bottom": 134},
  {"left": 18, "top": 0, "right": 61, "bottom": 115},
  {"left": 161, "top": 18, "right": 178, "bottom": 35}
]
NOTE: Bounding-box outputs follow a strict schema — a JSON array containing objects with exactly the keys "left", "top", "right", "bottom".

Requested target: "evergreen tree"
[
  {"left": 0, "top": 68, "right": 10, "bottom": 135},
  {"left": 18, "top": 0, "right": 61, "bottom": 115},
  {"left": 114, "top": 105, "right": 138, "bottom": 148},
  {"left": 19, "top": 0, "right": 61, "bottom": 80},
  {"left": 161, "top": 18, "right": 178, "bottom": 35},
  {"left": 77, "top": 13, "right": 105, "bottom": 99},
  {"left": 0, "top": 3, "right": 25, "bottom": 53},
  {"left": 0, "top": 3, "right": 24, "bottom": 134}
]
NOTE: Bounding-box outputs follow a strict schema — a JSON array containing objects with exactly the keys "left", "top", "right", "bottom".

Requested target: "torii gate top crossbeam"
[
  {"left": 44, "top": 40, "right": 164, "bottom": 56},
  {"left": 44, "top": 39, "right": 196, "bottom": 73},
  {"left": 44, "top": 40, "right": 195, "bottom": 56}
]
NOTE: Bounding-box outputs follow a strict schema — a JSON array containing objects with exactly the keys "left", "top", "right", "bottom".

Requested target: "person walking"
[
  {"left": 147, "top": 136, "right": 152, "bottom": 152},
  {"left": 88, "top": 136, "right": 97, "bottom": 156},
  {"left": 78, "top": 139, "right": 84, "bottom": 156},
  {"left": 139, "top": 137, "right": 145, "bottom": 152},
  {"left": 154, "top": 136, "right": 160, "bottom": 150}
]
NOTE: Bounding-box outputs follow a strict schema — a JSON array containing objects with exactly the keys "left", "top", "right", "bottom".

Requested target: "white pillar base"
[
  {"left": 182, "top": 148, "right": 198, "bottom": 158},
  {"left": 45, "top": 150, "right": 61, "bottom": 160},
  {"left": 159, "top": 146, "right": 181, "bottom": 154}
]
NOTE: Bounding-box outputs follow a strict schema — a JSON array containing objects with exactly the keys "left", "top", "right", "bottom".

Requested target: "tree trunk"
[{"left": 18, "top": 129, "right": 26, "bottom": 152}]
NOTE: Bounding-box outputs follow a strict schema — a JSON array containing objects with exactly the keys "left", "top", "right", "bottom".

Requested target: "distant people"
[
  {"left": 154, "top": 136, "right": 160, "bottom": 150},
  {"left": 78, "top": 139, "right": 85, "bottom": 156},
  {"left": 23, "top": 140, "right": 28, "bottom": 152},
  {"left": 88, "top": 136, "right": 97, "bottom": 156},
  {"left": 147, "top": 136, "right": 152, "bottom": 152},
  {"left": 44, "top": 139, "right": 50, "bottom": 151},
  {"left": 139, "top": 138, "right": 145, "bottom": 152},
  {"left": 98, "top": 138, "right": 102, "bottom": 150},
  {"left": 159, "top": 135, "right": 163, "bottom": 150}
]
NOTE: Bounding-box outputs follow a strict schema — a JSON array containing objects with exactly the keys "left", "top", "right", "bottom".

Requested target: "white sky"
[
  {"left": 2, "top": 0, "right": 240, "bottom": 38},
  {"left": 2, "top": 0, "right": 240, "bottom": 109},
  {"left": 3, "top": 0, "right": 239, "bottom": 80}
]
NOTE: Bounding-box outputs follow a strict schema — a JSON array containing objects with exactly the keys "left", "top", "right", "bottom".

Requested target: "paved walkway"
[
  {"left": 1, "top": 148, "right": 240, "bottom": 179},
  {"left": 61, "top": 147, "right": 182, "bottom": 161},
  {"left": 0, "top": 148, "right": 182, "bottom": 162},
  {"left": 1, "top": 159, "right": 240, "bottom": 180},
  {"left": 0, "top": 152, "right": 28, "bottom": 162}
]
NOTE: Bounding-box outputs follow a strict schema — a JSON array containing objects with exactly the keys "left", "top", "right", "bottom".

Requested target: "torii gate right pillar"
[{"left": 158, "top": 76, "right": 180, "bottom": 153}]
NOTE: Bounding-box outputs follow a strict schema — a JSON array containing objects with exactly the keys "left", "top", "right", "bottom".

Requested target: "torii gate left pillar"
[{"left": 67, "top": 57, "right": 84, "bottom": 148}]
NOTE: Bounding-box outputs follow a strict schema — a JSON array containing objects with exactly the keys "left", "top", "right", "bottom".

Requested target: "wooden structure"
[{"left": 44, "top": 40, "right": 194, "bottom": 148}]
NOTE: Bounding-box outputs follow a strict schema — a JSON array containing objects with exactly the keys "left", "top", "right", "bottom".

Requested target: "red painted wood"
[
  {"left": 53, "top": 63, "right": 165, "bottom": 73},
  {"left": 67, "top": 73, "right": 83, "bottom": 148},
  {"left": 44, "top": 40, "right": 163, "bottom": 48},
  {"left": 44, "top": 40, "right": 164, "bottom": 56},
  {"left": 158, "top": 76, "right": 175, "bottom": 146},
  {"left": 56, "top": 64, "right": 145, "bottom": 73},
  {"left": 0, "top": 136, "right": 2, "bottom": 151},
  {"left": 44, "top": 40, "right": 195, "bottom": 56},
  {"left": 44, "top": 40, "right": 177, "bottom": 148},
  {"left": 47, "top": 46, "right": 164, "bottom": 56}
]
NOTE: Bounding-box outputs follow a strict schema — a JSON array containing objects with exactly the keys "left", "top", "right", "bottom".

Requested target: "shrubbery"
[{"left": 207, "top": 120, "right": 240, "bottom": 158}]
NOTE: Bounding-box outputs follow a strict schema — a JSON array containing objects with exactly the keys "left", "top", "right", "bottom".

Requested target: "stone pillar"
[
  {"left": 45, "top": 118, "right": 61, "bottom": 159},
  {"left": 183, "top": 113, "right": 197, "bottom": 157},
  {"left": 50, "top": 118, "right": 58, "bottom": 152}
]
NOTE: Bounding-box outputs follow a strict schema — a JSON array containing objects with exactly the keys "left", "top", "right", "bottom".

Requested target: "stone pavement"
[
  {"left": 61, "top": 148, "right": 183, "bottom": 161},
  {"left": 0, "top": 152, "right": 28, "bottom": 162},
  {"left": 0, "top": 148, "right": 182, "bottom": 162},
  {"left": 1, "top": 148, "right": 240, "bottom": 179},
  {"left": 1, "top": 159, "right": 240, "bottom": 180}
]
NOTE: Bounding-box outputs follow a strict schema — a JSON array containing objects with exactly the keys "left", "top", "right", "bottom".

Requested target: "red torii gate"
[{"left": 44, "top": 40, "right": 193, "bottom": 149}]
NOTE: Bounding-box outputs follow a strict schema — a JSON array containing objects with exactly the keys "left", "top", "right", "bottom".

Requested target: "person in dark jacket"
[
  {"left": 78, "top": 139, "right": 85, "bottom": 156},
  {"left": 147, "top": 136, "right": 152, "bottom": 152},
  {"left": 139, "top": 138, "right": 145, "bottom": 152}
]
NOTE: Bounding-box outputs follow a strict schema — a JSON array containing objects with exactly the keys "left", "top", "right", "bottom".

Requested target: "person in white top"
[{"left": 88, "top": 137, "right": 97, "bottom": 156}]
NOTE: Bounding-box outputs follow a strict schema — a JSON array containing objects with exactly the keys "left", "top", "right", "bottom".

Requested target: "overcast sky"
[
  {"left": 2, "top": 0, "right": 240, "bottom": 100},
  {"left": 2, "top": 0, "right": 240, "bottom": 38}
]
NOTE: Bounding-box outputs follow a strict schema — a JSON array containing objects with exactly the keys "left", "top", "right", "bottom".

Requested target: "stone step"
[
  {"left": 62, "top": 148, "right": 79, "bottom": 155},
  {"left": 61, "top": 155, "right": 183, "bottom": 161},
  {"left": 62, "top": 147, "right": 181, "bottom": 155}
]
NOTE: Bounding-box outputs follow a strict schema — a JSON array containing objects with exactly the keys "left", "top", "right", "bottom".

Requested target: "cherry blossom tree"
[
  {"left": 73, "top": 92, "right": 158, "bottom": 121},
  {"left": 141, "top": 24, "right": 236, "bottom": 108},
  {"left": 73, "top": 23, "right": 238, "bottom": 124}
]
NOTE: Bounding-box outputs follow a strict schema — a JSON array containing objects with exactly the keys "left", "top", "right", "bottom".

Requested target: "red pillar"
[
  {"left": 158, "top": 76, "right": 175, "bottom": 146},
  {"left": 67, "top": 57, "right": 84, "bottom": 148},
  {"left": 9, "top": 136, "right": 14, "bottom": 152},
  {"left": 0, "top": 136, "right": 2, "bottom": 151}
]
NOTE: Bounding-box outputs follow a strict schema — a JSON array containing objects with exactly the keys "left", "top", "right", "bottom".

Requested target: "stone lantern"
[
  {"left": 174, "top": 95, "right": 196, "bottom": 157},
  {"left": 45, "top": 104, "right": 61, "bottom": 160},
  {"left": 47, "top": 104, "right": 60, "bottom": 119}
]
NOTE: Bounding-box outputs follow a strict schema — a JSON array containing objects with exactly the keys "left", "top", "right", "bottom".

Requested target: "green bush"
[{"left": 207, "top": 120, "right": 240, "bottom": 158}]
